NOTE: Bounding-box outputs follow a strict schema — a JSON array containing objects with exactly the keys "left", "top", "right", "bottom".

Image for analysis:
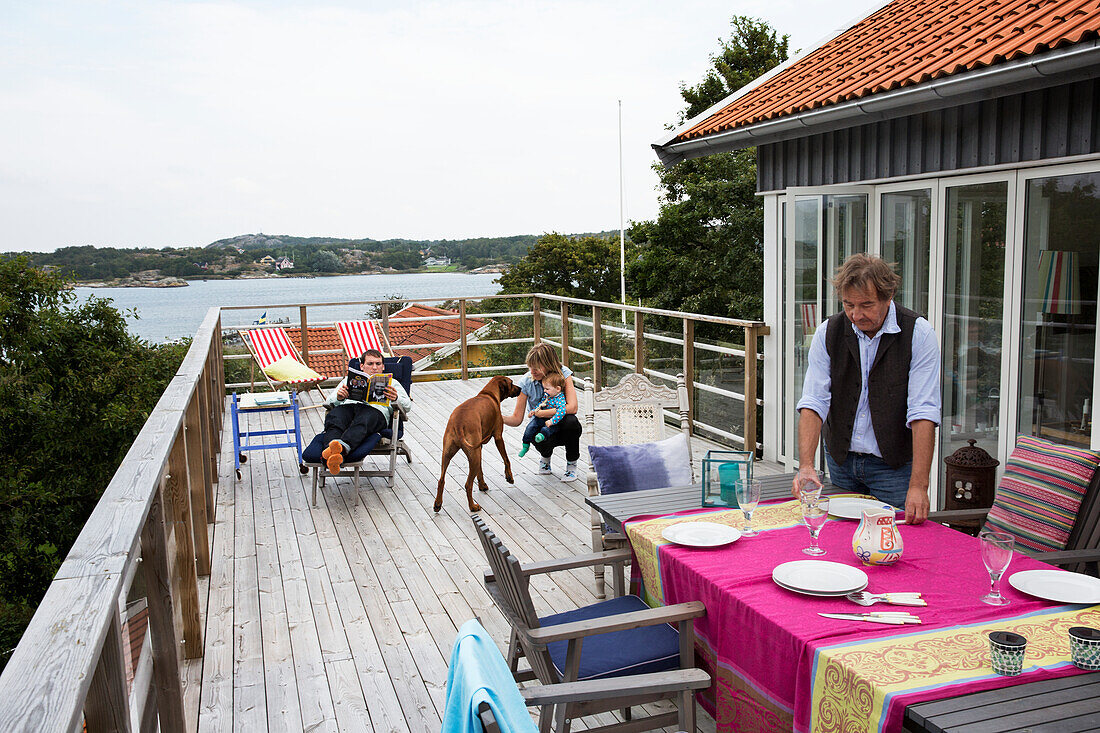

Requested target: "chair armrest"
[
  {"left": 927, "top": 508, "right": 990, "bottom": 523},
  {"left": 1033, "top": 548, "right": 1100, "bottom": 566},
  {"left": 519, "top": 668, "right": 711, "bottom": 706},
  {"left": 526, "top": 601, "right": 706, "bottom": 645},
  {"left": 520, "top": 548, "right": 632, "bottom": 576}
]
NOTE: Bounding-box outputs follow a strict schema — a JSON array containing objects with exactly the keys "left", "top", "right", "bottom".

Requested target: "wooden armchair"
[
  {"left": 584, "top": 373, "right": 692, "bottom": 598},
  {"left": 472, "top": 515, "right": 710, "bottom": 733},
  {"left": 929, "top": 451, "right": 1100, "bottom": 575}
]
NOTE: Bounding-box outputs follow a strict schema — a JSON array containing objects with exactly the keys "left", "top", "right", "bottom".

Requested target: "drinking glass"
[
  {"left": 980, "top": 530, "right": 1014, "bottom": 606},
  {"left": 796, "top": 470, "right": 824, "bottom": 525},
  {"left": 801, "top": 494, "right": 830, "bottom": 555},
  {"left": 736, "top": 479, "right": 762, "bottom": 537}
]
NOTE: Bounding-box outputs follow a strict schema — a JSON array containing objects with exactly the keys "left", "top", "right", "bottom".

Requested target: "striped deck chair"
[
  {"left": 243, "top": 327, "right": 327, "bottom": 401},
  {"left": 800, "top": 302, "right": 819, "bottom": 344},
  {"left": 335, "top": 320, "right": 392, "bottom": 359}
]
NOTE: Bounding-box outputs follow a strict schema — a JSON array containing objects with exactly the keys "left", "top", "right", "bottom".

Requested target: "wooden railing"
[
  {"left": 0, "top": 309, "right": 225, "bottom": 733},
  {"left": 222, "top": 294, "right": 768, "bottom": 451}
]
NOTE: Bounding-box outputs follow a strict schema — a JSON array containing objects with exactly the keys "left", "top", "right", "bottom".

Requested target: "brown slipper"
[{"left": 323, "top": 441, "right": 343, "bottom": 474}]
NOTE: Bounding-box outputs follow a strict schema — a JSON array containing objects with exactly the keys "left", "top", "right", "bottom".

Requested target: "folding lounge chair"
[
  {"left": 302, "top": 355, "right": 414, "bottom": 506},
  {"left": 335, "top": 319, "right": 392, "bottom": 359},
  {"left": 243, "top": 327, "right": 327, "bottom": 402}
]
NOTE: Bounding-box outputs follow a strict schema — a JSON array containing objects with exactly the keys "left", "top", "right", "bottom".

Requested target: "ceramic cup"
[
  {"left": 1069, "top": 626, "right": 1100, "bottom": 671},
  {"left": 988, "top": 631, "right": 1027, "bottom": 676}
]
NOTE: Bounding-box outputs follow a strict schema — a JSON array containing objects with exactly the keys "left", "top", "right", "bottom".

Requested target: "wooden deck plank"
[
  {"left": 197, "top": 377, "right": 739, "bottom": 732},
  {"left": 254, "top": 410, "right": 307, "bottom": 732}
]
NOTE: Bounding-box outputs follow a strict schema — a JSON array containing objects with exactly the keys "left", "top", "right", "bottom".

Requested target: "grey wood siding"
[{"left": 758, "top": 78, "right": 1100, "bottom": 191}]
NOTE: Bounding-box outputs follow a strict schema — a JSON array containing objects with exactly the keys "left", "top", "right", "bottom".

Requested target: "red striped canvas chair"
[
  {"left": 243, "top": 327, "right": 327, "bottom": 400},
  {"left": 800, "top": 302, "right": 818, "bottom": 344},
  {"left": 335, "top": 320, "right": 392, "bottom": 360}
]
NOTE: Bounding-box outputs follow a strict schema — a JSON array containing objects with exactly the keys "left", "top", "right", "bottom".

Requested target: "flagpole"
[{"left": 619, "top": 99, "right": 626, "bottom": 324}]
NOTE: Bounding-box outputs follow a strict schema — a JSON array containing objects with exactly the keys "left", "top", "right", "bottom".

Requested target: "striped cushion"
[{"left": 984, "top": 435, "right": 1100, "bottom": 553}]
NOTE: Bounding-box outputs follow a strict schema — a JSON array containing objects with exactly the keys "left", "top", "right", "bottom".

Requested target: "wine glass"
[
  {"left": 736, "top": 479, "right": 762, "bottom": 537},
  {"left": 801, "top": 494, "right": 830, "bottom": 555},
  {"left": 980, "top": 530, "right": 1014, "bottom": 606},
  {"left": 795, "top": 470, "right": 824, "bottom": 525}
]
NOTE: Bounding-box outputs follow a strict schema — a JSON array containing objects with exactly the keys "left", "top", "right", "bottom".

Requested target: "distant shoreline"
[{"left": 77, "top": 267, "right": 505, "bottom": 288}]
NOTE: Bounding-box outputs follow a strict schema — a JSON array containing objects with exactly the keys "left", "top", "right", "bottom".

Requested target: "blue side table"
[{"left": 231, "top": 390, "right": 304, "bottom": 480}]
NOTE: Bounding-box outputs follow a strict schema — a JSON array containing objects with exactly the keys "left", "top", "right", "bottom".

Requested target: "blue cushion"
[
  {"left": 542, "top": 595, "right": 680, "bottom": 681},
  {"left": 588, "top": 433, "right": 693, "bottom": 495}
]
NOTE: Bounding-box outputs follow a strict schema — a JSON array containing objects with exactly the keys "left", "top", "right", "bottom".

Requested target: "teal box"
[{"left": 701, "top": 450, "right": 753, "bottom": 508}]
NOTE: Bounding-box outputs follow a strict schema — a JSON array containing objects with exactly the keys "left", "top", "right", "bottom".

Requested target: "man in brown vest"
[{"left": 792, "top": 254, "right": 941, "bottom": 524}]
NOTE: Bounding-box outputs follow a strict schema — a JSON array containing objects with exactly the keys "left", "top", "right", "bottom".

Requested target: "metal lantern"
[
  {"left": 701, "top": 450, "right": 753, "bottom": 508},
  {"left": 944, "top": 439, "right": 999, "bottom": 529}
]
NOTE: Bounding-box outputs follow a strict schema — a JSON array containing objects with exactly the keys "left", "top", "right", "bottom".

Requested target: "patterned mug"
[
  {"left": 988, "top": 631, "right": 1027, "bottom": 676},
  {"left": 1069, "top": 627, "right": 1100, "bottom": 671}
]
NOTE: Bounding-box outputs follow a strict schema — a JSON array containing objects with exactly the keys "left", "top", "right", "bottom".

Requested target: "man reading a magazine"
[{"left": 320, "top": 348, "right": 412, "bottom": 475}]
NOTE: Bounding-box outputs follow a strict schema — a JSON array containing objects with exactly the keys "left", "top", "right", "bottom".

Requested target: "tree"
[
  {"left": 0, "top": 257, "right": 187, "bottom": 671},
  {"left": 629, "top": 17, "right": 788, "bottom": 330},
  {"left": 497, "top": 232, "right": 624, "bottom": 302}
]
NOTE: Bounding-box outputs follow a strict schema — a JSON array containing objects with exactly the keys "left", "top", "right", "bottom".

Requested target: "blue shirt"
[
  {"left": 796, "top": 301, "right": 941, "bottom": 458},
  {"left": 519, "top": 365, "right": 573, "bottom": 408}
]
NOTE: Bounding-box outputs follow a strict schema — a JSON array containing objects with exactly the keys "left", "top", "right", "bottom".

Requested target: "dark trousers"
[
  {"left": 322, "top": 403, "right": 388, "bottom": 450},
  {"left": 522, "top": 417, "right": 561, "bottom": 444},
  {"left": 533, "top": 413, "right": 581, "bottom": 462}
]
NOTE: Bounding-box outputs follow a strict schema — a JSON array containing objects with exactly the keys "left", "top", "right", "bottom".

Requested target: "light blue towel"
[{"left": 442, "top": 619, "right": 537, "bottom": 733}]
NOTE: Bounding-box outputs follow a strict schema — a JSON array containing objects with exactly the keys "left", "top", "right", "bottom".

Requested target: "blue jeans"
[
  {"left": 522, "top": 416, "right": 560, "bottom": 444},
  {"left": 824, "top": 448, "right": 911, "bottom": 508}
]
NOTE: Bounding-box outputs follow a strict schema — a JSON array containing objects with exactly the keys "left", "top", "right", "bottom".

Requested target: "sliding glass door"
[{"left": 940, "top": 180, "right": 1010, "bottom": 471}]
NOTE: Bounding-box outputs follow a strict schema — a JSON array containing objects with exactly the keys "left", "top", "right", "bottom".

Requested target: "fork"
[{"left": 846, "top": 591, "right": 927, "bottom": 607}]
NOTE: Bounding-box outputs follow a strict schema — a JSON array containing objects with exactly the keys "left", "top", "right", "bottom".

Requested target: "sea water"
[{"left": 75, "top": 272, "right": 502, "bottom": 342}]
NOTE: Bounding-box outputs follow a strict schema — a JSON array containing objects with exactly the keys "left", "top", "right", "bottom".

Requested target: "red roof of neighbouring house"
[
  {"left": 673, "top": 0, "right": 1100, "bottom": 143},
  {"left": 389, "top": 304, "right": 487, "bottom": 363},
  {"left": 285, "top": 325, "right": 345, "bottom": 379}
]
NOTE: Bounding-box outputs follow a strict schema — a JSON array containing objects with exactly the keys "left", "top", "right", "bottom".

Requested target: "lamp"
[{"left": 1035, "top": 250, "right": 1081, "bottom": 435}]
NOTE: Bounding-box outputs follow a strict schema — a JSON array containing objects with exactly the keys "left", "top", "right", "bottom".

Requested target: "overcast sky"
[{"left": 0, "top": 0, "right": 872, "bottom": 252}]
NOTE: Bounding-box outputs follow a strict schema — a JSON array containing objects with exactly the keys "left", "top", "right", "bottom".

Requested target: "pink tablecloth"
[{"left": 624, "top": 499, "right": 1100, "bottom": 733}]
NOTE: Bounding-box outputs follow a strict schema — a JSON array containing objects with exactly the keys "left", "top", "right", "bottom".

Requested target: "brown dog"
[{"left": 435, "top": 375, "right": 521, "bottom": 513}]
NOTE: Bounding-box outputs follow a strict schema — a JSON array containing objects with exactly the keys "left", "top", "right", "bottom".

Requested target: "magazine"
[{"left": 346, "top": 366, "right": 391, "bottom": 406}]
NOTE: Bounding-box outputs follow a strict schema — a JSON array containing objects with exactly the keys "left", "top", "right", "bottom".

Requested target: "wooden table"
[
  {"left": 585, "top": 472, "right": 836, "bottom": 534},
  {"left": 903, "top": 672, "right": 1100, "bottom": 732}
]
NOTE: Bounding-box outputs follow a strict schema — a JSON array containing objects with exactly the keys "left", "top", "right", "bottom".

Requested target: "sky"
[{"left": 0, "top": 0, "right": 873, "bottom": 253}]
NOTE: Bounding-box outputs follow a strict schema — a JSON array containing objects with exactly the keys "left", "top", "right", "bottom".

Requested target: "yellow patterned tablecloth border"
[
  {"left": 625, "top": 495, "right": 868, "bottom": 607},
  {"left": 810, "top": 605, "right": 1100, "bottom": 733}
]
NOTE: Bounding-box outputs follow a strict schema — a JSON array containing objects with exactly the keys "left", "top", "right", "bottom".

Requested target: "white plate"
[
  {"left": 1008, "top": 569, "right": 1100, "bottom": 604},
  {"left": 828, "top": 497, "right": 896, "bottom": 520},
  {"left": 774, "top": 576, "right": 869, "bottom": 597},
  {"left": 661, "top": 522, "right": 741, "bottom": 547},
  {"left": 773, "top": 560, "right": 869, "bottom": 595}
]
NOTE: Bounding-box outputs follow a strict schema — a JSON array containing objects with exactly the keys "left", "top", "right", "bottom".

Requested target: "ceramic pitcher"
[{"left": 852, "top": 508, "right": 903, "bottom": 565}]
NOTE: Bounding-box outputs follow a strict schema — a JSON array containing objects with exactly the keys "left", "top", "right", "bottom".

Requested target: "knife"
[{"left": 818, "top": 612, "right": 921, "bottom": 624}]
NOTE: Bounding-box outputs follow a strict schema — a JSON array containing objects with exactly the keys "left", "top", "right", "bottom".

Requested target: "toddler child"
[{"left": 518, "top": 372, "right": 567, "bottom": 458}]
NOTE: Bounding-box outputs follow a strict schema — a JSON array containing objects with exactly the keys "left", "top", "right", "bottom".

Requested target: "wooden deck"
[{"left": 183, "top": 377, "right": 786, "bottom": 732}]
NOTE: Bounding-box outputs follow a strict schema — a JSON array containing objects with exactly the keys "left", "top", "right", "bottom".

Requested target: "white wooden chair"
[{"left": 584, "top": 373, "right": 692, "bottom": 598}]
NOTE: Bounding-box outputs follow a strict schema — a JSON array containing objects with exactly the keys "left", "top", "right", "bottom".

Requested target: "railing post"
[
  {"left": 140, "top": 484, "right": 187, "bottom": 733},
  {"left": 84, "top": 609, "right": 132, "bottom": 733},
  {"left": 459, "top": 299, "right": 469, "bottom": 380},
  {"left": 634, "top": 310, "right": 644, "bottom": 374},
  {"left": 299, "top": 305, "right": 310, "bottom": 366},
  {"left": 185, "top": 397, "right": 211, "bottom": 575},
  {"left": 166, "top": 431, "right": 203, "bottom": 658},
  {"left": 560, "top": 302, "right": 570, "bottom": 370},
  {"left": 743, "top": 325, "right": 760, "bottom": 457},
  {"left": 381, "top": 302, "right": 390, "bottom": 349},
  {"left": 592, "top": 306, "right": 602, "bottom": 391},
  {"left": 683, "top": 318, "right": 694, "bottom": 434},
  {"left": 532, "top": 297, "right": 541, "bottom": 344}
]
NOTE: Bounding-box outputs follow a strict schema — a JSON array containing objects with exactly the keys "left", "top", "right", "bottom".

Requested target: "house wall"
[{"left": 758, "top": 77, "right": 1100, "bottom": 191}]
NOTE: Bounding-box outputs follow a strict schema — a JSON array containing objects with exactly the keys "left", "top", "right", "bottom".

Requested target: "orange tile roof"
[
  {"left": 389, "top": 304, "right": 487, "bottom": 363},
  {"left": 675, "top": 0, "right": 1100, "bottom": 143},
  {"left": 285, "top": 325, "right": 346, "bottom": 379}
]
